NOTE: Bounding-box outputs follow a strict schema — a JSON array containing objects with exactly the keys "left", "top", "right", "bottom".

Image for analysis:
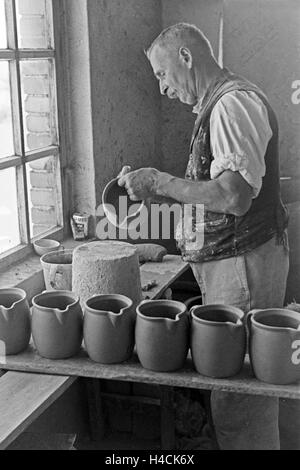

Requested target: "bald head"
[
  {"left": 146, "top": 23, "right": 220, "bottom": 107},
  {"left": 145, "top": 23, "right": 214, "bottom": 62}
]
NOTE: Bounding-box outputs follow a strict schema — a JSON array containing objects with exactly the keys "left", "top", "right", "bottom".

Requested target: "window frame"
[{"left": 0, "top": 0, "right": 70, "bottom": 270}]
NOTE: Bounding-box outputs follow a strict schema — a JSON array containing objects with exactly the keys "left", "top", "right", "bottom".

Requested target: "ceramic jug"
[
  {"left": 40, "top": 250, "right": 73, "bottom": 291},
  {"left": 190, "top": 304, "right": 246, "bottom": 378},
  {"left": 83, "top": 294, "right": 135, "bottom": 363},
  {"left": 31, "top": 290, "right": 83, "bottom": 359},
  {"left": 0, "top": 288, "right": 31, "bottom": 355},
  {"left": 135, "top": 300, "right": 189, "bottom": 372},
  {"left": 247, "top": 308, "right": 300, "bottom": 385}
]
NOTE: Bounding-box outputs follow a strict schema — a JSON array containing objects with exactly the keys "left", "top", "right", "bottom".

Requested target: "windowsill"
[{"left": 0, "top": 237, "right": 93, "bottom": 301}]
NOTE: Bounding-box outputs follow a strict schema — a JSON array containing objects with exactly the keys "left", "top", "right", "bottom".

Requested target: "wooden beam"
[
  {"left": 0, "top": 372, "right": 76, "bottom": 449},
  {"left": 160, "top": 386, "right": 176, "bottom": 450},
  {"left": 84, "top": 378, "right": 106, "bottom": 442}
]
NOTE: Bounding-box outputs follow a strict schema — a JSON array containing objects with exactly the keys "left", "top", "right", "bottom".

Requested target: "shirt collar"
[
  {"left": 192, "top": 69, "right": 230, "bottom": 115},
  {"left": 192, "top": 99, "right": 203, "bottom": 114}
]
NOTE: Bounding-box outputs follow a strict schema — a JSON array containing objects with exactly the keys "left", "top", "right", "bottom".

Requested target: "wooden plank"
[
  {"left": 140, "top": 255, "right": 189, "bottom": 299},
  {"left": 0, "top": 156, "right": 22, "bottom": 171},
  {"left": 101, "top": 392, "right": 160, "bottom": 407},
  {"left": 1, "top": 347, "right": 300, "bottom": 400},
  {"left": 17, "top": 50, "right": 55, "bottom": 59},
  {"left": 24, "top": 146, "right": 59, "bottom": 162},
  {"left": 0, "top": 49, "right": 15, "bottom": 59},
  {"left": 0, "top": 372, "right": 76, "bottom": 449}
]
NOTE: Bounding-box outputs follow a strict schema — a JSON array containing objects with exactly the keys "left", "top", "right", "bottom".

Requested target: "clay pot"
[
  {"left": 72, "top": 241, "right": 142, "bottom": 309},
  {"left": 40, "top": 250, "right": 73, "bottom": 291},
  {"left": 190, "top": 304, "right": 246, "bottom": 378},
  {"left": 102, "top": 177, "right": 145, "bottom": 228},
  {"left": 247, "top": 308, "right": 300, "bottom": 385},
  {"left": 83, "top": 294, "right": 135, "bottom": 363},
  {"left": 0, "top": 288, "right": 31, "bottom": 355},
  {"left": 32, "top": 290, "right": 83, "bottom": 359},
  {"left": 33, "top": 239, "right": 61, "bottom": 256},
  {"left": 135, "top": 300, "right": 189, "bottom": 372}
]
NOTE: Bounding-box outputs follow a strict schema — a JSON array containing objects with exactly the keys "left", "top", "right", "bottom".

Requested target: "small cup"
[{"left": 33, "top": 239, "right": 61, "bottom": 256}]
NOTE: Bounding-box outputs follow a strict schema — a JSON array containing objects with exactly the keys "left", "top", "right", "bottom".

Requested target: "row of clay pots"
[{"left": 1, "top": 288, "right": 300, "bottom": 385}]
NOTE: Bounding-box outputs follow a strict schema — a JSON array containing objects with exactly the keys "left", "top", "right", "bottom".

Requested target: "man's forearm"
[{"left": 155, "top": 170, "right": 252, "bottom": 216}]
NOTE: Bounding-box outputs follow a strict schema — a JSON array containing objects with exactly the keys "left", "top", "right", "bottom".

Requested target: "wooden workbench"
[
  {"left": 0, "top": 255, "right": 299, "bottom": 400},
  {"left": 1, "top": 346, "right": 299, "bottom": 400},
  {"left": 1, "top": 254, "right": 299, "bottom": 450}
]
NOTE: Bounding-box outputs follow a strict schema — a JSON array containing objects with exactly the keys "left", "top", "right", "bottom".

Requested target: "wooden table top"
[
  {"left": 1, "top": 346, "right": 299, "bottom": 399},
  {"left": 139, "top": 254, "right": 189, "bottom": 299}
]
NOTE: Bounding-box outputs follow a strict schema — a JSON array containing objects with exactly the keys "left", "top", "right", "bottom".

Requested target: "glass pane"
[
  {"left": 0, "top": 167, "right": 21, "bottom": 254},
  {"left": 27, "top": 155, "right": 62, "bottom": 238},
  {"left": 0, "top": 0, "right": 7, "bottom": 48},
  {"left": 16, "top": 0, "right": 53, "bottom": 49},
  {"left": 0, "top": 61, "right": 14, "bottom": 158},
  {"left": 21, "top": 59, "right": 58, "bottom": 152}
]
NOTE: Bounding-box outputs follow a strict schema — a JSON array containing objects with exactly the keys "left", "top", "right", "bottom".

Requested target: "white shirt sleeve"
[{"left": 210, "top": 90, "right": 273, "bottom": 198}]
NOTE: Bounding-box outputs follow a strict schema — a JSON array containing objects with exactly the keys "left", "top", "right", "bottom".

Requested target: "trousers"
[{"left": 190, "top": 233, "right": 300, "bottom": 450}]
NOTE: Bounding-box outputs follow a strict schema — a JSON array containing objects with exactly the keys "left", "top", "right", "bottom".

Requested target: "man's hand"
[
  {"left": 118, "top": 167, "right": 161, "bottom": 201},
  {"left": 117, "top": 165, "right": 132, "bottom": 178}
]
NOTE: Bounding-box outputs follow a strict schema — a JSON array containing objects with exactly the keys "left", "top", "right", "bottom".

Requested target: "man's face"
[{"left": 149, "top": 45, "right": 197, "bottom": 106}]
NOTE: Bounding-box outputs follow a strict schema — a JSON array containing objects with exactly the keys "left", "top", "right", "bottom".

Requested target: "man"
[{"left": 118, "top": 23, "right": 298, "bottom": 450}]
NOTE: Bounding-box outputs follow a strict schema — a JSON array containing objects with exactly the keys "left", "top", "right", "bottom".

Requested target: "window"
[{"left": 0, "top": 0, "right": 63, "bottom": 264}]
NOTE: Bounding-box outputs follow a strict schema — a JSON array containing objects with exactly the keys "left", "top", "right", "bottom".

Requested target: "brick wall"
[
  {"left": 28, "top": 157, "right": 58, "bottom": 237},
  {"left": 17, "top": 0, "right": 50, "bottom": 49},
  {"left": 18, "top": 1, "right": 59, "bottom": 237}
]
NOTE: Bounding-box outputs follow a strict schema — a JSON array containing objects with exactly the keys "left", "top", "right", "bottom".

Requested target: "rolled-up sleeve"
[{"left": 210, "top": 90, "right": 273, "bottom": 198}]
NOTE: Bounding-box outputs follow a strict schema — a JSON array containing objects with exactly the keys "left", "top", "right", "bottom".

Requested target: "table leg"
[
  {"left": 84, "top": 378, "right": 106, "bottom": 441},
  {"left": 160, "top": 386, "right": 176, "bottom": 450}
]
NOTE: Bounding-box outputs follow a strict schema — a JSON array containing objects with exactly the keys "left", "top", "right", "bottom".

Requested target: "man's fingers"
[
  {"left": 118, "top": 175, "right": 126, "bottom": 187},
  {"left": 117, "top": 165, "right": 132, "bottom": 178},
  {"left": 128, "top": 193, "right": 139, "bottom": 201}
]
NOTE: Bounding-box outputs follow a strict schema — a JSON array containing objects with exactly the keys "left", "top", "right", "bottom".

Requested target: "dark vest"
[{"left": 176, "top": 68, "right": 289, "bottom": 262}]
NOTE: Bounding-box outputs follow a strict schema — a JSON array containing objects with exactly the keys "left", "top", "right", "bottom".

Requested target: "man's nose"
[{"left": 159, "top": 81, "right": 168, "bottom": 95}]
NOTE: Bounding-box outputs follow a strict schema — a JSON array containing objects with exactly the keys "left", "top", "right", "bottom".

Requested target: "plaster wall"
[
  {"left": 65, "top": 1, "right": 300, "bottom": 247},
  {"left": 65, "top": 0, "right": 96, "bottom": 216},
  {"left": 160, "top": 0, "right": 223, "bottom": 177},
  {"left": 222, "top": 0, "right": 300, "bottom": 301},
  {"left": 87, "top": 0, "right": 163, "bottom": 208},
  {"left": 223, "top": 0, "right": 300, "bottom": 178}
]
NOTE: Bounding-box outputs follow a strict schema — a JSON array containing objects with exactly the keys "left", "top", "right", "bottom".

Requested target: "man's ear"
[{"left": 179, "top": 47, "right": 193, "bottom": 69}]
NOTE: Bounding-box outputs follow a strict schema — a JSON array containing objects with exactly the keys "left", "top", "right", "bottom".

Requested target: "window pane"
[
  {"left": 21, "top": 59, "right": 58, "bottom": 152},
  {"left": 16, "top": 0, "right": 53, "bottom": 49},
  {"left": 0, "top": 61, "right": 14, "bottom": 158},
  {"left": 27, "top": 155, "right": 62, "bottom": 238},
  {"left": 0, "top": 168, "right": 21, "bottom": 254},
  {"left": 0, "top": 0, "right": 7, "bottom": 48}
]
